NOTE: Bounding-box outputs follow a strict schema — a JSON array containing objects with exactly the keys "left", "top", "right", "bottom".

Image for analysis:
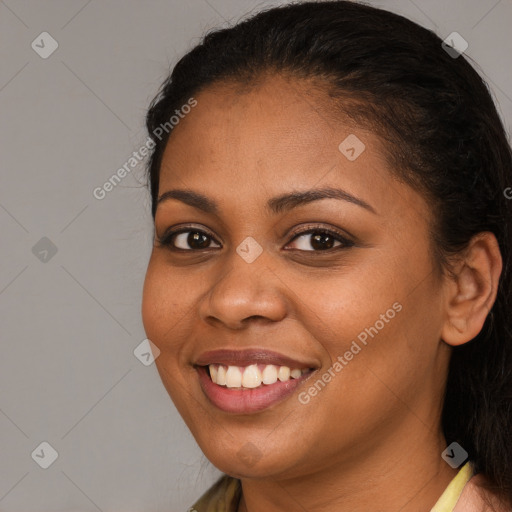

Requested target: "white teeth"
[
  {"left": 241, "top": 364, "right": 262, "bottom": 388},
  {"left": 262, "top": 364, "right": 278, "bottom": 385},
  {"left": 210, "top": 364, "right": 218, "bottom": 382},
  {"left": 216, "top": 365, "right": 226, "bottom": 386},
  {"left": 208, "top": 364, "right": 309, "bottom": 388},
  {"left": 225, "top": 366, "right": 242, "bottom": 388},
  {"left": 278, "top": 366, "right": 290, "bottom": 382},
  {"left": 290, "top": 368, "right": 302, "bottom": 379}
]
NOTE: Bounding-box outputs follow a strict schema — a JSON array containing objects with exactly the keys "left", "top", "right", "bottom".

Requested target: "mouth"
[{"left": 195, "top": 362, "right": 318, "bottom": 414}]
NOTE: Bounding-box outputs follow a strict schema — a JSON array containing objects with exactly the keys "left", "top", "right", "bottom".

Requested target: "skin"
[{"left": 141, "top": 73, "right": 502, "bottom": 512}]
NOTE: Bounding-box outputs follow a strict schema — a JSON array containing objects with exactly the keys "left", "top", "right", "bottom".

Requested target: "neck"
[{"left": 237, "top": 422, "right": 458, "bottom": 512}]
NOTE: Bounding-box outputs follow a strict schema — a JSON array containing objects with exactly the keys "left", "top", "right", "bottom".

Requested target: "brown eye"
[
  {"left": 287, "top": 228, "right": 354, "bottom": 252},
  {"left": 157, "top": 229, "right": 221, "bottom": 251},
  {"left": 180, "top": 231, "right": 212, "bottom": 249}
]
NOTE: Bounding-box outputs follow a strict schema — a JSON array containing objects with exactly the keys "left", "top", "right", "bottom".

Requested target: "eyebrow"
[{"left": 156, "top": 186, "right": 377, "bottom": 215}]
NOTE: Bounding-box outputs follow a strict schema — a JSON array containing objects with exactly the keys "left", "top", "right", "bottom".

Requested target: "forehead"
[
  {"left": 162, "top": 75, "right": 342, "bottom": 175},
  {"left": 157, "top": 74, "right": 429, "bottom": 224}
]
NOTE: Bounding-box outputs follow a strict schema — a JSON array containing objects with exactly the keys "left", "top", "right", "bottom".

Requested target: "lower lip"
[{"left": 196, "top": 365, "right": 315, "bottom": 414}]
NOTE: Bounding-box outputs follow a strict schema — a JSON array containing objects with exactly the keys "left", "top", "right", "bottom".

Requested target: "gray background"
[{"left": 0, "top": 0, "right": 510, "bottom": 511}]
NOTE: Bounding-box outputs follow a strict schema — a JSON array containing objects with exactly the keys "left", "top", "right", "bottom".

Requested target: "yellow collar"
[{"left": 430, "top": 462, "right": 474, "bottom": 512}]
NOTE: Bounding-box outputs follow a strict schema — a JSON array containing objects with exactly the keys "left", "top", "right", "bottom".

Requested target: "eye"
[
  {"left": 286, "top": 226, "right": 354, "bottom": 252},
  {"left": 156, "top": 227, "right": 221, "bottom": 251}
]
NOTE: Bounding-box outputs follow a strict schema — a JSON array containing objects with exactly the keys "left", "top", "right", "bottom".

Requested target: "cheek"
[
  {"left": 296, "top": 263, "right": 403, "bottom": 351},
  {"left": 141, "top": 260, "right": 200, "bottom": 420},
  {"left": 141, "top": 257, "right": 207, "bottom": 395},
  {"left": 295, "top": 244, "right": 439, "bottom": 390},
  {"left": 141, "top": 257, "right": 195, "bottom": 344},
  {"left": 141, "top": 260, "right": 168, "bottom": 343}
]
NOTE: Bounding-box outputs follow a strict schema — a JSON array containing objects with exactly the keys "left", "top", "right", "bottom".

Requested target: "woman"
[{"left": 141, "top": 1, "right": 512, "bottom": 510}]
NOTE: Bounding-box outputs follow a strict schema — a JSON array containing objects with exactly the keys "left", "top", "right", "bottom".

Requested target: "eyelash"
[{"left": 155, "top": 224, "right": 355, "bottom": 253}]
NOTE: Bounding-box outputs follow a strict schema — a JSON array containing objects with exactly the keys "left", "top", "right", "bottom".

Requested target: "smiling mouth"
[
  {"left": 203, "top": 363, "right": 315, "bottom": 389},
  {"left": 195, "top": 362, "right": 318, "bottom": 414}
]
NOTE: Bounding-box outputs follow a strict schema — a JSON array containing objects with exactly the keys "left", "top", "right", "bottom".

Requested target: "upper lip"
[{"left": 194, "top": 348, "right": 319, "bottom": 369}]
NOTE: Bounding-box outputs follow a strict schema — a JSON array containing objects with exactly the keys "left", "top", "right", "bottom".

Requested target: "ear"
[{"left": 441, "top": 232, "right": 502, "bottom": 347}]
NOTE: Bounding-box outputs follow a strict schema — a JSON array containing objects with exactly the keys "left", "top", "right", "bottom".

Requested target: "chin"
[{"left": 202, "top": 440, "right": 306, "bottom": 480}]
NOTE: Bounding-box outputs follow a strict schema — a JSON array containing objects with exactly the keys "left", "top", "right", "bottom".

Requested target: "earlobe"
[{"left": 441, "top": 232, "right": 502, "bottom": 347}]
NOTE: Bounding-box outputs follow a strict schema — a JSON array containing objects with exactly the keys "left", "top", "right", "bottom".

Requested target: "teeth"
[
  {"left": 290, "top": 368, "right": 302, "bottom": 379},
  {"left": 208, "top": 364, "right": 309, "bottom": 388},
  {"left": 210, "top": 365, "right": 218, "bottom": 382},
  {"left": 241, "top": 364, "right": 262, "bottom": 388},
  {"left": 225, "top": 366, "right": 242, "bottom": 388},
  {"left": 262, "top": 364, "right": 278, "bottom": 385},
  {"left": 216, "top": 365, "right": 226, "bottom": 386},
  {"left": 278, "top": 366, "right": 290, "bottom": 382}
]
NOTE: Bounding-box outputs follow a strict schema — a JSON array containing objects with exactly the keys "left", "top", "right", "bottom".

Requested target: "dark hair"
[{"left": 144, "top": 0, "right": 512, "bottom": 507}]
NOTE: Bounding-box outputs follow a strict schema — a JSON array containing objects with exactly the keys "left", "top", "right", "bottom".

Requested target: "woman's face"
[{"left": 142, "top": 74, "right": 452, "bottom": 480}]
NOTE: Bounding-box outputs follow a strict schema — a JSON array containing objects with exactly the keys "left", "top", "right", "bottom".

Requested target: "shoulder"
[{"left": 454, "top": 473, "right": 510, "bottom": 512}]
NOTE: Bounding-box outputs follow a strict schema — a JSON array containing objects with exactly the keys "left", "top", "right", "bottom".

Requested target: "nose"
[{"left": 197, "top": 255, "right": 289, "bottom": 330}]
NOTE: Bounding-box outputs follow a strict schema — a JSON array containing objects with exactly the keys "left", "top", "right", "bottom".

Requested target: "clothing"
[
  {"left": 188, "top": 473, "right": 241, "bottom": 512},
  {"left": 432, "top": 461, "right": 474, "bottom": 512},
  {"left": 188, "top": 461, "right": 474, "bottom": 512}
]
